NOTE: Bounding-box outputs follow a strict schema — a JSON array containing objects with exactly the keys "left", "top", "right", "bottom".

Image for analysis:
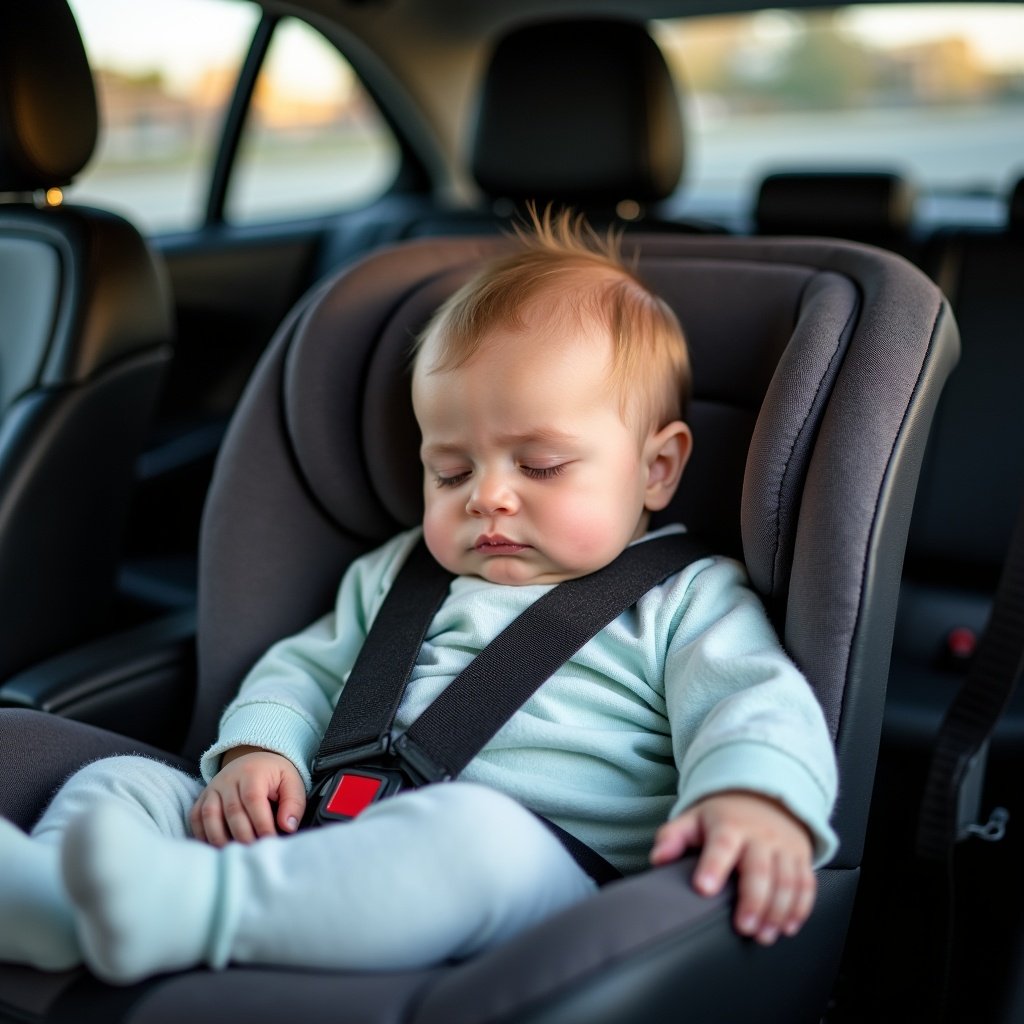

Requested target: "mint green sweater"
[{"left": 201, "top": 526, "right": 838, "bottom": 874}]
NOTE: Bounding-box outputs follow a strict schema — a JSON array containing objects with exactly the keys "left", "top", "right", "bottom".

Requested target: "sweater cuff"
[
  {"left": 199, "top": 701, "right": 323, "bottom": 790},
  {"left": 672, "top": 742, "right": 839, "bottom": 866}
]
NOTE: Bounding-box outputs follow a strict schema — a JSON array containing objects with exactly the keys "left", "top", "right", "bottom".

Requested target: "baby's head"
[
  {"left": 412, "top": 209, "right": 693, "bottom": 585},
  {"left": 416, "top": 209, "right": 691, "bottom": 436}
]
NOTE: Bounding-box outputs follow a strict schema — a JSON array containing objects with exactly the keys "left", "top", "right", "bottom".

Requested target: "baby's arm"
[
  {"left": 650, "top": 790, "right": 815, "bottom": 945},
  {"left": 190, "top": 747, "right": 306, "bottom": 847}
]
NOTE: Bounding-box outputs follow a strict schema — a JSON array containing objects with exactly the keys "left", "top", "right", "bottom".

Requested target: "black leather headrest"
[
  {"left": 0, "top": 0, "right": 98, "bottom": 191},
  {"left": 1010, "top": 176, "right": 1024, "bottom": 233},
  {"left": 756, "top": 171, "right": 914, "bottom": 238},
  {"left": 470, "top": 19, "right": 684, "bottom": 205}
]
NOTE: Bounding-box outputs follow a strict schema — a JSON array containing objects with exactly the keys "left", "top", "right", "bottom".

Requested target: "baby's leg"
[
  {"left": 0, "top": 818, "right": 78, "bottom": 970},
  {"left": 33, "top": 754, "right": 203, "bottom": 843},
  {"left": 63, "top": 781, "right": 595, "bottom": 983},
  {"left": 1, "top": 755, "right": 203, "bottom": 973}
]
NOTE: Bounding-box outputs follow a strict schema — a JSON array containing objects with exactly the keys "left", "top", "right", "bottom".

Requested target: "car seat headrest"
[
  {"left": 1009, "top": 176, "right": 1024, "bottom": 233},
  {"left": 470, "top": 19, "right": 684, "bottom": 206},
  {"left": 0, "top": 0, "right": 98, "bottom": 192},
  {"left": 283, "top": 268, "right": 469, "bottom": 541},
  {"left": 756, "top": 171, "right": 914, "bottom": 238},
  {"left": 277, "top": 236, "right": 859, "bottom": 596}
]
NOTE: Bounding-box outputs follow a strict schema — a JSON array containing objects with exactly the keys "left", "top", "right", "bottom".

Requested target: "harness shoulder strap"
[
  {"left": 314, "top": 531, "right": 711, "bottom": 781},
  {"left": 313, "top": 539, "right": 454, "bottom": 775},
  {"left": 395, "top": 532, "right": 711, "bottom": 783}
]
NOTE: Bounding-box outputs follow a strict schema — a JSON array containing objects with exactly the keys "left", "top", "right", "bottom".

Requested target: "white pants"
[{"left": 35, "top": 756, "right": 596, "bottom": 972}]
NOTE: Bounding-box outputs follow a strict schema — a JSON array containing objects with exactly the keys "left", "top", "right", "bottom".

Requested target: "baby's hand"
[
  {"left": 650, "top": 791, "right": 815, "bottom": 946},
  {"left": 190, "top": 747, "right": 306, "bottom": 847}
]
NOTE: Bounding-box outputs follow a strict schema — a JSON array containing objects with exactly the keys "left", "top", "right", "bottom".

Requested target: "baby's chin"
[{"left": 471, "top": 557, "right": 596, "bottom": 587}]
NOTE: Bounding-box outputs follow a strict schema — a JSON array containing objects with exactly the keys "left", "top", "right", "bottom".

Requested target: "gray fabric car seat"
[
  {"left": 0, "top": 1, "right": 173, "bottom": 680},
  {"left": 0, "top": 233, "right": 957, "bottom": 1023}
]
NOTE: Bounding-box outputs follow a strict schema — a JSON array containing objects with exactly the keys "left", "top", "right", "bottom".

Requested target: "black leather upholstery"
[
  {"left": 471, "top": 19, "right": 684, "bottom": 206},
  {"left": 755, "top": 170, "right": 917, "bottom": 255},
  {"left": 315, "top": 17, "right": 708, "bottom": 274},
  {"left": 0, "top": 2, "right": 97, "bottom": 191},
  {"left": 1010, "top": 176, "right": 1024, "bottom": 231},
  {"left": 0, "top": 0, "right": 173, "bottom": 679},
  {"left": 0, "top": 234, "right": 957, "bottom": 1023},
  {"left": 884, "top": 175, "right": 1024, "bottom": 748}
]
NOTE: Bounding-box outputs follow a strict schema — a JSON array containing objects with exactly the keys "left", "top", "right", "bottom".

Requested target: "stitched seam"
[
  {"left": 767, "top": 273, "right": 857, "bottom": 595},
  {"left": 839, "top": 298, "right": 947, "bottom": 738}
]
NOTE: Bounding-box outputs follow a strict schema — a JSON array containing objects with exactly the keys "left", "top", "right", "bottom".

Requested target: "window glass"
[
  {"left": 654, "top": 4, "right": 1024, "bottom": 226},
  {"left": 225, "top": 18, "right": 400, "bottom": 224},
  {"left": 67, "top": 0, "right": 258, "bottom": 232}
]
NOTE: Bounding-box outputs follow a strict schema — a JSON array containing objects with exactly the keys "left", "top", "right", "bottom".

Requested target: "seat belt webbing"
[
  {"left": 916, "top": 493, "right": 1024, "bottom": 860},
  {"left": 314, "top": 533, "right": 709, "bottom": 782},
  {"left": 309, "top": 531, "right": 709, "bottom": 886},
  {"left": 313, "top": 540, "right": 454, "bottom": 773},
  {"left": 394, "top": 532, "right": 710, "bottom": 782}
]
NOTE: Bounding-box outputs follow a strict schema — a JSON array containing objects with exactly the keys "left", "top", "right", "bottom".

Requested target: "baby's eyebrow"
[
  {"left": 421, "top": 429, "right": 581, "bottom": 460},
  {"left": 420, "top": 442, "right": 467, "bottom": 460},
  {"left": 493, "top": 428, "right": 582, "bottom": 448}
]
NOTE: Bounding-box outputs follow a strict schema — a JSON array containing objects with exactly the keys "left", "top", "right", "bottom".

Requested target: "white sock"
[
  {"left": 0, "top": 818, "right": 80, "bottom": 971},
  {"left": 60, "top": 803, "right": 225, "bottom": 985}
]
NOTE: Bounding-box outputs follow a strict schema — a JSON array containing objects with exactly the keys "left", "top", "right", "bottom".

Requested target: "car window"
[
  {"left": 225, "top": 17, "right": 400, "bottom": 225},
  {"left": 654, "top": 3, "right": 1024, "bottom": 228},
  {"left": 65, "top": 0, "right": 399, "bottom": 233}
]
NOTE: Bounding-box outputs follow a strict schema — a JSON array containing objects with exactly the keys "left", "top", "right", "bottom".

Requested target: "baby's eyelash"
[
  {"left": 434, "top": 471, "right": 470, "bottom": 489},
  {"left": 521, "top": 464, "right": 567, "bottom": 480}
]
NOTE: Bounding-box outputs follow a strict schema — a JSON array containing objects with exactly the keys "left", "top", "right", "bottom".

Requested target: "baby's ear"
[{"left": 644, "top": 422, "right": 692, "bottom": 512}]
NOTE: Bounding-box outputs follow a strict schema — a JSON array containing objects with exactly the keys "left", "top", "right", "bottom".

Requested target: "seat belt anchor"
[
  {"left": 312, "top": 738, "right": 391, "bottom": 779},
  {"left": 963, "top": 806, "right": 1009, "bottom": 843},
  {"left": 393, "top": 733, "right": 451, "bottom": 785}
]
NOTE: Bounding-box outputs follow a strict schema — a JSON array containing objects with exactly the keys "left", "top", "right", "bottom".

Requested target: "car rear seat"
[
  {"left": 884, "top": 175, "right": 1024, "bottom": 752},
  {"left": 314, "top": 17, "right": 721, "bottom": 275},
  {"left": 754, "top": 169, "right": 919, "bottom": 260}
]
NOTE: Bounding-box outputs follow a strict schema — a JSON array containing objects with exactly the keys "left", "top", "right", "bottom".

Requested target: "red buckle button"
[{"left": 325, "top": 773, "right": 384, "bottom": 818}]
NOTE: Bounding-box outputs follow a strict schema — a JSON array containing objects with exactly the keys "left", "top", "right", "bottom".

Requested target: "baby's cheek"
[
  {"left": 558, "top": 505, "right": 621, "bottom": 561},
  {"left": 422, "top": 513, "right": 459, "bottom": 573}
]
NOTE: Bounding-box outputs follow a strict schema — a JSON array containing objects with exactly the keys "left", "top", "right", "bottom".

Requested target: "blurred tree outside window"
[
  {"left": 226, "top": 18, "right": 399, "bottom": 225},
  {"left": 654, "top": 4, "right": 1024, "bottom": 225},
  {"left": 65, "top": 1, "right": 398, "bottom": 233}
]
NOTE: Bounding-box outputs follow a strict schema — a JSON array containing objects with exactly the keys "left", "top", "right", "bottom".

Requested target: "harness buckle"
[{"left": 306, "top": 765, "right": 408, "bottom": 826}]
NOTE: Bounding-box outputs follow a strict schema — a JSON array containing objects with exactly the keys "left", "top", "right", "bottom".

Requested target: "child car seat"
[{"left": 0, "top": 234, "right": 958, "bottom": 1023}]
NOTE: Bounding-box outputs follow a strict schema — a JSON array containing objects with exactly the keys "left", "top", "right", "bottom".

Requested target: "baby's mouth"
[{"left": 474, "top": 535, "right": 529, "bottom": 554}]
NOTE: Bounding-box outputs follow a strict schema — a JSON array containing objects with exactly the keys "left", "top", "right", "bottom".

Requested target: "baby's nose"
[{"left": 466, "top": 474, "right": 517, "bottom": 516}]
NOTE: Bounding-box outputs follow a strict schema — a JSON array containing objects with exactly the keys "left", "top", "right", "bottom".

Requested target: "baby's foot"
[
  {"left": 61, "top": 803, "right": 221, "bottom": 984},
  {"left": 0, "top": 817, "right": 80, "bottom": 971}
]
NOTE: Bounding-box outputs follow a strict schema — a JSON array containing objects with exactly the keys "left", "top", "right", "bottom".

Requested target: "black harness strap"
[
  {"left": 313, "top": 540, "right": 454, "bottom": 775},
  {"left": 393, "top": 533, "right": 710, "bottom": 783},
  {"left": 917, "top": 493, "right": 1024, "bottom": 859},
  {"left": 310, "top": 531, "right": 711, "bottom": 884}
]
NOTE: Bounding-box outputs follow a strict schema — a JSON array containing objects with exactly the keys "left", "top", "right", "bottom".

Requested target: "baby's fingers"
[
  {"left": 736, "top": 851, "right": 816, "bottom": 945},
  {"left": 782, "top": 862, "right": 816, "bottom": 938},
  {"left": 191, "top": 790, "right": 231, "bottom": 847},
  {"left": 274, "top": 769, "right": 307, "bottom": 835},
  {"left": 692, "top": 823, "right": 744, "bottom": 897},
  {"left": 733, "top": 845, "right": 774, "bottom": 938},
  {"left": 650, "top": 813, "right": 701, "bottom": 866}
]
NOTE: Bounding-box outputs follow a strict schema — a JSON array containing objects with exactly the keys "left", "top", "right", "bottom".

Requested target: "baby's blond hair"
[{"left": 413, "top": 207, "right": 691, "bottom": 432}]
